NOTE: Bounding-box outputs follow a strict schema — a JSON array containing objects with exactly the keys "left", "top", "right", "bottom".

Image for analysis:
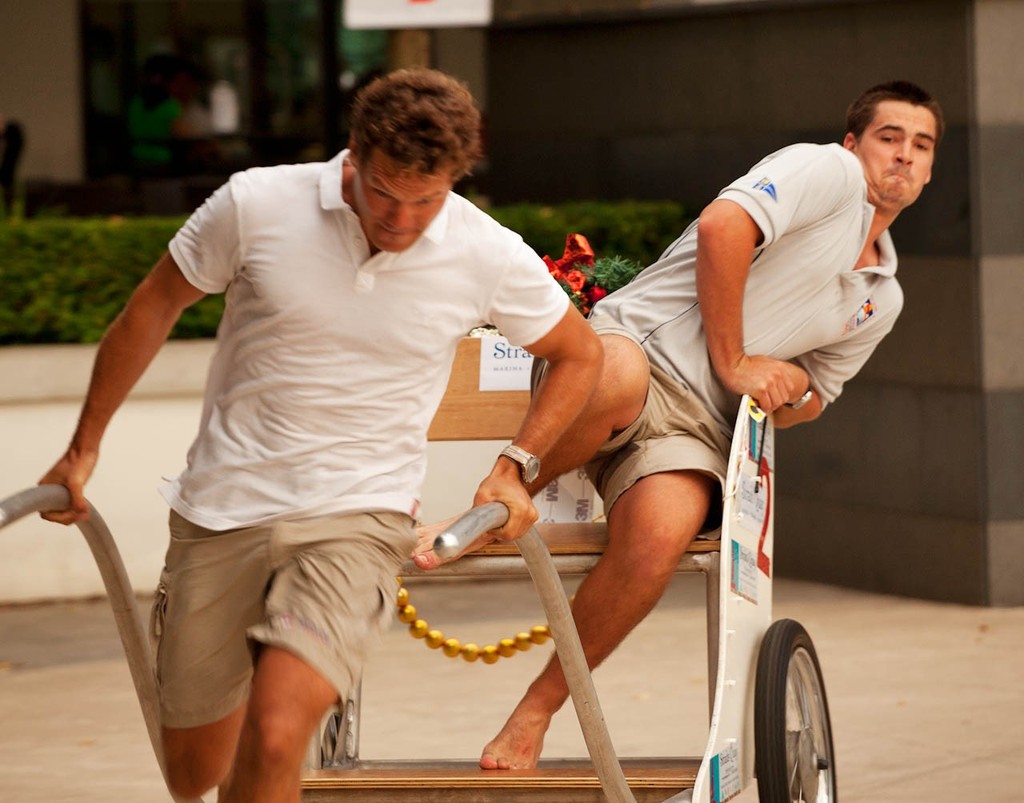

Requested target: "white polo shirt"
[
  {"left": 162, "top": 151, "right": 568, "bottom": 530},
  {"left": 593, "top": 143, "right": 903, "bottom": 434}
]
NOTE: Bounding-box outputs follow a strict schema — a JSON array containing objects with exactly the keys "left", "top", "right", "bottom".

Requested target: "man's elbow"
[
  {"left": 584, "top": 325, "right": 604, "bottom": 363},
  {"left": 580, "top": 327, "right": 604, "bottom": 383}
]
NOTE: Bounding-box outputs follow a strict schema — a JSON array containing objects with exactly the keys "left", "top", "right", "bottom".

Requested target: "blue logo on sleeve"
[{"left": 752, "top": 176, "right": 777, "bottom": 202}]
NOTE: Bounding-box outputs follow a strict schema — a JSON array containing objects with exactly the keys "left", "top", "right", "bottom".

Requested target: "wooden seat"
[{"left": 478, "top": 522, "right": 720, "bottom": 556}]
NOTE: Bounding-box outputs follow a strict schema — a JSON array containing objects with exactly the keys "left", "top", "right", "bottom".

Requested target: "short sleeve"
[
  {"left": 718, "top": 144, "right": 864, "bottom": 249},
  {"left": 168, "top": 180, "right": 243, "bottom": 294},
  {"left": 486, "top": 237, "right": 570, "bottom": 347}
]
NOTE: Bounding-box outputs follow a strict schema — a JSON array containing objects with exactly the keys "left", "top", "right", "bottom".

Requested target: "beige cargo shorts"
[
  {"left": 535, "top": 315, "right": 730, "bottom": 530},
  {"left": 150, "top": 509, "right": 416, "bottom": 729}
]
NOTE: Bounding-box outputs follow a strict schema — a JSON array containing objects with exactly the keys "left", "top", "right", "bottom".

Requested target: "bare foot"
[
  {"left": 412, "top": 512, "right": 502, "bottom": 570},
  {"left": 411, "top": 515, "right": 460, "bottom": 570},
  {"left": 479, "top": 705, "right": 552, "bottom": 770}
]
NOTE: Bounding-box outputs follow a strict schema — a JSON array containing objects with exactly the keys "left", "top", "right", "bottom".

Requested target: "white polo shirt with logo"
[
  {"left": 162, "top": 150, "right": 569, "bottom": 530},
  {"left": 593, "top": 142, "right": 902, "bottom": 435}
]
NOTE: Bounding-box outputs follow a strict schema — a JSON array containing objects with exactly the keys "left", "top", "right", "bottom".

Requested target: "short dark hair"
[
  {"left": 349, "top": 68, "right": 482, "bottom": 180},
  {"left": 846, "top": 80, "right": 945, "bottom": 145}
]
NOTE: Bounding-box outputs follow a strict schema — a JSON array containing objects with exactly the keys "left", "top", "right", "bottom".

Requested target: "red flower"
[
  {"left": 542, "top": 232, "right": 637, "bottom": 316},
  {"left": 586, "top": 286, "right": 608, "bottom": 305},
  {"left": 560, "top": 233, "right": 594, "bottom": 268},
  {"left": 563, "top": 270, "right": 587, "bottom": 292},
  {"left": 543, "top": 233, "right": 596, "bottom": 280}
]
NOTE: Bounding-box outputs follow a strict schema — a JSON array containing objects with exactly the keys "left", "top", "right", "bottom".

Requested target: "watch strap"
[
  {"left": 785, "top": 388, "right": 814, "bottom": 410},
  {"left": 499, "top": 444, "right": 540, "bottom": 482}
]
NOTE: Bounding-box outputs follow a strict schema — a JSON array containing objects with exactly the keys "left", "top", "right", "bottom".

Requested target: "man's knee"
[
  {"left": 164, "top": 741, "right": 232, "bottom": 799},
  {"left": 609, "top": 472, "right": 716, "bottom": 578},
  {"left": 244, "top": 705, "right": 319, "bottom": 767},
  {"left": 162, "top": 707, "right": 246, "bottom": 798},
  {"left": 241, "top": 648, "right": 338, "bottom": 767}
]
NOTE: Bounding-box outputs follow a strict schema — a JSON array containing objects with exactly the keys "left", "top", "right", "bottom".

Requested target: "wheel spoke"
[{"left": 786, "top": 648, "right": 831, "bottom": 802}]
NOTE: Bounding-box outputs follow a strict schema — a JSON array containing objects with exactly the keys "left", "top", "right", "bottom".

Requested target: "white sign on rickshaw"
[
  {"left": 737, "top": 472, "right": 767, "bottom": 532},
  {"left": 344, "top": 0, "right": 492, "bottom": 29},
  {"left": 478, "top": 334, "right": 534, "bottom": 391}
]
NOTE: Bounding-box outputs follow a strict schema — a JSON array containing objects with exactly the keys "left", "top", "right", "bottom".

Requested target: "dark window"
[{"left": 81, "top": 0, "right": 390, "bottom": 183}]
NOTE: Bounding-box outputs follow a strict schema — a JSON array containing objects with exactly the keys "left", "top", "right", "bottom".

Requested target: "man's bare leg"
[
  {"left": 480, "top": 469, "right": 715, "bottom": 769},
  {"left": 413, "top": 334, "right": 648, "bottom": 569},
  {"left": 219, "top": 647, "right": 339, "bottom": 803},
  {"left": 162, "top": 705, "right": 247, "bottom": 798}
]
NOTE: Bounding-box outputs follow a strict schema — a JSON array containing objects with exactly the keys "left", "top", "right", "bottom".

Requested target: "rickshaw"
[{"left": 0, "top": 337, "right": 835, "bottom": 803}]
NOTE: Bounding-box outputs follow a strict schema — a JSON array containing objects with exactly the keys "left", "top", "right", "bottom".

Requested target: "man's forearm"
[
  {"left": 694, "top": 201, "right": 761, "bottom": 384},
  {"left": 72, "top": 306, "right": 178, "bottom": 451},
  {"left": 502, "top": 304, "right": 603, "bottom": 461},
  {"left": 695, "top": 202, "right": 808, "bottom": 410},
  {"left": 519, "top": 348, "right": 601, "bottom": 459},
  {"left": 72, "top": 253, "right": 203, "bottom": 452}
]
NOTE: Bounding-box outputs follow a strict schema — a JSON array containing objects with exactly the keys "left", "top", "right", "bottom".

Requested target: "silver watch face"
[{"left": 502, "top": 445, "right": 541, "bottom": 484}]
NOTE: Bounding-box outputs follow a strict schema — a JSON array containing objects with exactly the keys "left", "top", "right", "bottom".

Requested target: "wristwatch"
[
  {"left": 785, "top": 388, "right": 814, "bottom": 410},
  {"left": 500, "top": 444, "right": 541, "bottom": 484}
]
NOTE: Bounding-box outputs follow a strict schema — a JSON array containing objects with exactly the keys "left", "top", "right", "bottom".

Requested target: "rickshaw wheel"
[{"left": 755, "top": 618, "right": 837, "bottom": 802}]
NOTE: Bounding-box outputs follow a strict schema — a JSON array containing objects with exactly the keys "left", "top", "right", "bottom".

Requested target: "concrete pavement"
[{"left": 1, "top": 575, "right": 1022, "bottom": 802}]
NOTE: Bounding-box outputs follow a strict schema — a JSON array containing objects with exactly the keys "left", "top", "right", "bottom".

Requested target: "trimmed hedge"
[
  {"left": 0, "top": 200, "right": 693, "bottom": 345},
  {"left": 488, "top": 200, "right": 691, "bottom": 269},
  {"left": 0, "top": 217, "right": 222, "bottom": 344}
]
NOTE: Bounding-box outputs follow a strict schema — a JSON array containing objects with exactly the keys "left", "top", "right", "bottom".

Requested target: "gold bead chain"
[{"left": 395, "top": 578, "right": 551, "bottom": 664}]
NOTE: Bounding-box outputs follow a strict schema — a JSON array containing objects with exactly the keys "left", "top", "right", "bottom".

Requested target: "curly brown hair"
[
  {"left": 846, "top": 80, "right": 945, "bottom": 146},
  {"left": 349, "top": 68, "right": 482, "bottom": 180}
]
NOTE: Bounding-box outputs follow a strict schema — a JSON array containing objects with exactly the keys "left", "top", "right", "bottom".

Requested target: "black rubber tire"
[{"left": 755, "top": 619, "right": 837, "bottom": 802}]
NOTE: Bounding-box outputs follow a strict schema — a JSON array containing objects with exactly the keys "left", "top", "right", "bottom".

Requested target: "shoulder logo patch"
[
  {"left": 843, "top": 296, "right": 876, "bottom": 335},
  {"left": 752, "top": 176, "right": 777, "bottom": 201}
]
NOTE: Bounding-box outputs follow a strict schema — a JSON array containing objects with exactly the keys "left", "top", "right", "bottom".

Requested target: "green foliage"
[
  {"left": 0, "top": 217, "right": 223, "bottom": 345},
  {"left": 0, "top": 200, "right": 694, "bottom": 345},
  {"left": 489, "top": 200, "right": 693, "bottom": 269},
  {"left": 591, "top": 254, "right": 647, "bottom": 295}
]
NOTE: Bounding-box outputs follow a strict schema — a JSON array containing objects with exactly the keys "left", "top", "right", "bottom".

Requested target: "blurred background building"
[{"left": 0, "top": 0, "right": 1021, "bottom": 605}]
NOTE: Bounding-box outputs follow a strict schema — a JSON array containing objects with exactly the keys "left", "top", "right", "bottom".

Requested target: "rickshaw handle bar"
[{"left": 0, "top": 485, "right": 203, "bottom": 803}]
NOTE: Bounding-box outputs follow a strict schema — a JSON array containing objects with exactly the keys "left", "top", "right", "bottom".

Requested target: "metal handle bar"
[
  {"left": 432, "top": 502, "right": 511, "bottom": 560},
  {"left": 434, "top": 503, "right": 637, "bottom": 803},
  {"left": 0, "top": 486, "right": 202, "bottom": 803}
]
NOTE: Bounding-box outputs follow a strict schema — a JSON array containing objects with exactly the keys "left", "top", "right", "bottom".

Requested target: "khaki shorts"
[
  {"left": 536, "top": 316, "right": 730, "bottom": 531},
  {"left": 150, "top": 509, "right": 416, "bottom": 729}
]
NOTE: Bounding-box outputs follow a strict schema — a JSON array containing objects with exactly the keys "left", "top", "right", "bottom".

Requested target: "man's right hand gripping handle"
[{"left": 38, "top": 444, "right": 98, "bottom": 525}]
